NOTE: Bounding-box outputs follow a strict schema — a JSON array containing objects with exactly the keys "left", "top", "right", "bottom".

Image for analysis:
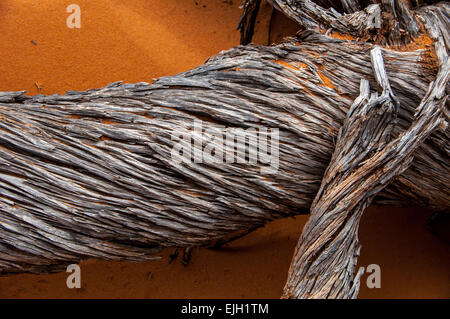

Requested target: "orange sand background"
[{"left": 0, "top": 0, "right": 448, "bottom": 298}]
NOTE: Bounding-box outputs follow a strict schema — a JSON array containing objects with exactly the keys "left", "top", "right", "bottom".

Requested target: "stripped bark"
[
  {"left": 0, "top": 0, "right": 448, "bottom": 284},
  {"left": 265, "top": 0, "right": 447, "bottom": 45},
  {"left": 274, "top": 0, "right": 450, "bottom": 298},
  {"left": 283, "top": 47, "right": 449, "bottom": 298}
]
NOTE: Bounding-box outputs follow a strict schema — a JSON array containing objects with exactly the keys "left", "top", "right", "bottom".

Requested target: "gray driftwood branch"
[
  {"left": 0, "top": 1, "right": 448, "bottom": 299},
  {"left": 283, "top": 47, "right": 449, "bottom": 298},
  {"left": 265, "top": 0, "right": 449, "bottom": 299}
]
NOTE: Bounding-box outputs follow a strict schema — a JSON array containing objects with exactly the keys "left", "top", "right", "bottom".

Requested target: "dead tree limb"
[
  {"left": 237, "top": 0, "right": 262, "bottom": 45},
  {"left": 267, "top": 0, "right": 450, "bottom": 299},
  {"left": 0, "top": 1, "right": 448, "bottom": 283},
  {"left": 282, "top": 47, "right": 449, "bottom": 299}
]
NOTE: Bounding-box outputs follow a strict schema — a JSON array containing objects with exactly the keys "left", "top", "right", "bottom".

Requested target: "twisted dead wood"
[
  {"left": 264, "top": 0, "right": 447, "bottom": 45},
  {"left": 283, "top": 47, "right": 449, "bottom": 298},
  {"left": 266, "top": 0, "right": 450, "bottom": 299},
  {"left": 0, "top": 1, "right": 448, "bottom": 281}
]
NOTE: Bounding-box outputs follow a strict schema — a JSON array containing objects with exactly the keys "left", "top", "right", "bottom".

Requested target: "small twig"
[
  {"left": 34, "top": 82, "right": 43, "bottom": 93},
  {"left": 168, "top": 248, "right": 179, "bottom": 264},
  {"left": 237, "top": 0, "right": 262, "bottom": 45},
  {"left": 181, "top": 247, "right": 192, "bottom": 266},
  {"left": 267, "top": 6, "right": 275, "bottom": 45}
]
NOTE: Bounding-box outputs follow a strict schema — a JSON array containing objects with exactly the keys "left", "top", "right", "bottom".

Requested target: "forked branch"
[{"left": 282, "top": 47, "right": 449, "bottom": 299}]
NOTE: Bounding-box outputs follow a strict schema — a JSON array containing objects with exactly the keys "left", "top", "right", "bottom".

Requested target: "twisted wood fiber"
[{"left": 0, "top": 1, "right": 448, "bottom": 277}]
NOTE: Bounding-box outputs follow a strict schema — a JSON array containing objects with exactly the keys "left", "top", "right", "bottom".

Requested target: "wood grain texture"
[
  {"left": 277, "top": 0, "right": 449, "bottom": 299},
  {"left": 283, "top": 47, "right": 449, "bottom": 298},
  {"left": 0, "top": 1, "right": 448, "bottom": 280}
]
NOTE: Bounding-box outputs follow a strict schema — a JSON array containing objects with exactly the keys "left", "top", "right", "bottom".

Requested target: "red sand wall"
[{"left": 0, "top": 0, "right": 448, "bottom": 298}]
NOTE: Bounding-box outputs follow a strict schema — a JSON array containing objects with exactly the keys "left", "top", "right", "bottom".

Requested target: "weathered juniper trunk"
[
  {"left": 268, "top": 0, "right": 450, "bottom": 298},
  {"left": 0, "top": 0, "right": 448, "bottom": 298},
  {"left": 283, "top": 47, "right": 449, "bottom": 298}
]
